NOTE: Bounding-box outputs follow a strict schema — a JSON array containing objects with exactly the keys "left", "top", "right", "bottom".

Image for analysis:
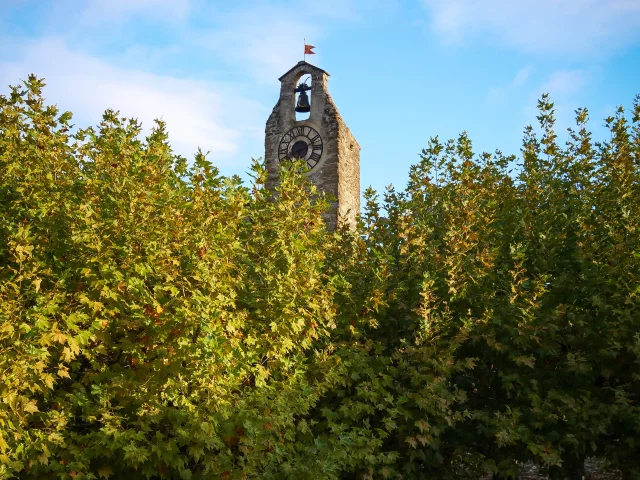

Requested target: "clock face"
[{"left": 278, "top": 126, "right": 323, "bottom": 170}]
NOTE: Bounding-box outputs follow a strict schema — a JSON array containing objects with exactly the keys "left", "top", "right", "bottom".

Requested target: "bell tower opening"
[{"left": 294, "top": 74, "right": 311, "bottom": 122}]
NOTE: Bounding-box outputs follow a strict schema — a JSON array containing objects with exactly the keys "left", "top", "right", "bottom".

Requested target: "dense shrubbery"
[{"left": 1, "top": 76, "right": 639, "bottom": 479}]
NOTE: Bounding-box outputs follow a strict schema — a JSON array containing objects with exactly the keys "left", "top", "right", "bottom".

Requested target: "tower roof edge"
[{"left": 278, "top": 61, "right": 330, "bottom": 81}]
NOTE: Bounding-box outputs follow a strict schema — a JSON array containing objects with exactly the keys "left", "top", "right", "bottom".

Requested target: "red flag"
[{"left": 304, "top": 44, "right": 315, "bottom": 55}]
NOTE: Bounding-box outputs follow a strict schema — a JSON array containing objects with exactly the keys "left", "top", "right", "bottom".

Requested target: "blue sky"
[{"left": 2, "top": 0, "right": 640, "bottom": 195}]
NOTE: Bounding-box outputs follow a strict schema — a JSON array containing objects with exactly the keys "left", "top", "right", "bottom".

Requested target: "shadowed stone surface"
[{"left": 480, "top": 458, "right": 621, "bottom": 479}]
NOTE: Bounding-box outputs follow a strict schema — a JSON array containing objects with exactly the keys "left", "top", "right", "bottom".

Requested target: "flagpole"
[{"left": 303, "top": 37, "right": 306, "bottom": 62}]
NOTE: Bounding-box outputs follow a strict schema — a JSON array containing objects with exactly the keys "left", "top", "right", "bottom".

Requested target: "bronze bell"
[{"left": 295, "top": 89, "right": 311, "bottom": 113}]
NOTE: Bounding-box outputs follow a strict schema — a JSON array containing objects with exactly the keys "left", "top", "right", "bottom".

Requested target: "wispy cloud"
[
  {"left": 537, "top": 70, "right": 588, "bottom": 98},
  {"left": 0, "top": 38, "right": 264, "bottom": 163},
  {"left": 512, "top": 66, "right": 533, "bottom": 88},
  {"left": 0, "top": 1, "right": 377, "bottom": 167},
  {"left": 187, "top": 0, "right": 387, "bottom": 82},
  {"left": 520, "top": 69, "right": 590, "bottom": 132},
  {"left": 82, "top": 0, "right": 193, "bottom": 23},
  {"left": 487, "top": 65, "right": 534, "bottom": 105},
  {"left": 191, "top": 5, "right": 324, "bottom": 83},
  {"left": 423, "top": 0, "right": 640, "bottom": 55}
]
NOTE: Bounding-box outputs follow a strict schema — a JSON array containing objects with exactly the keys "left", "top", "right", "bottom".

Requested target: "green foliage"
[
  {"left": 1, "top": 77, "right": 639, "bottom": 479},
  {"left": 0, "top": 76, "right": 339, "bottom": 479},
  {"left": 323, "top": 93, "right": 640, "bottom": 479}
]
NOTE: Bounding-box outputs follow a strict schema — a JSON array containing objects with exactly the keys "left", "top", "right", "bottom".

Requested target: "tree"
[
  {"left": 1, "top": 76, "right": 638, "bottom": 479},
  {"left": 0, "top": 76, "right": 343, "bottom": 479},
  {"left": 322, "top": 94, "right": 640, "bottom": 478}
]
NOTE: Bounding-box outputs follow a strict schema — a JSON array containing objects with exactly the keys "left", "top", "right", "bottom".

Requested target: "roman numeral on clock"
[{"left": 280, "top": 127, "right": 322, "bottom": 170}]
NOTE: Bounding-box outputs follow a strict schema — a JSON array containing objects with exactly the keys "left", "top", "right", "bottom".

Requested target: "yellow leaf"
[
  {"left": 62, "top": 347, "right": 74, "bottom": 362},
  {"left": 98, "top": 466, "right": 113, "bottom": 479},
  {"left": 43, "top": 373, "right": 55, "bottom": 390},
  {"left": 405, "top": 436, "right": 417, "bottom": 448},
  {"left": 34, "top": 278, "right": 42, "bottom": 292},
  {"left": 24, "top": 401, "right": 39, "bottom": 414},
  {"left": 415, "top": 420, "right": 430, "bottom": 432}
]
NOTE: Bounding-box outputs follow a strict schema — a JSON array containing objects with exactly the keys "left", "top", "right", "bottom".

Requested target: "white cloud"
[
  {"left": 537, "top": 69, "right": 587, "bottom": 98},
  {"left": 486, "top": 65, "right": 534, "bottom": 105},
  {"left": 189, "top": 0, "right": 387, "bottom": 83},
  {"left": 487, "top": 67, "right": 588, "bottom": 134},
  {"left": 306, "top": 0, "right": 397, "bottom": 21},
  {"left": 193, "top": 5, "right": 324, "bottom": 83},
  {"left": 512, "top": 66, "right": 533, "bottom": 88},
  {"left": 520, "top": 69, "right": 589, "bottom": 132},
  {"left": 423, "top": 0, "right": 640, "bottom": 54},
  {"left": 0, "top": 38, "right": 264, "bottom": 164},
  {"left": 82, "top": 0, "right": 193, "bottom": 22}
]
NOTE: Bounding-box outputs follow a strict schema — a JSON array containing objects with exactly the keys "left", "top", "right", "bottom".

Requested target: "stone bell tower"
[{"left": 265, "top": 61, "right": 360, "bottom": 230}]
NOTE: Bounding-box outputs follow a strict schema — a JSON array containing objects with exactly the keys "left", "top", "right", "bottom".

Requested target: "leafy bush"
[
  {"left": 323, "top": 94, "right": 640, "bottom": 479},
  {"left": 0, "top": 76, "right": 344, "bottom": 479},
  {"left": 1, "top": 76, "right": 639, "bottom": 479}
]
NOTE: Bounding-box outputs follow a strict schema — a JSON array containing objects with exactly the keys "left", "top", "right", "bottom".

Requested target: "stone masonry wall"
[
  {"left": 337, "top": 116, "right": 360, "bottom": 229},
  {"left": 265, "top": 61, "right": 360, "bottom": 231},
  {"left": 480, "top": 459, "right": 621, "bottom": 479}
]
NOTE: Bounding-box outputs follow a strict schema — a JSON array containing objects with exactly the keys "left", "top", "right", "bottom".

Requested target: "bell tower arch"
[{"left": 265, "top": 61, "right": 360, "bottom": 230}]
